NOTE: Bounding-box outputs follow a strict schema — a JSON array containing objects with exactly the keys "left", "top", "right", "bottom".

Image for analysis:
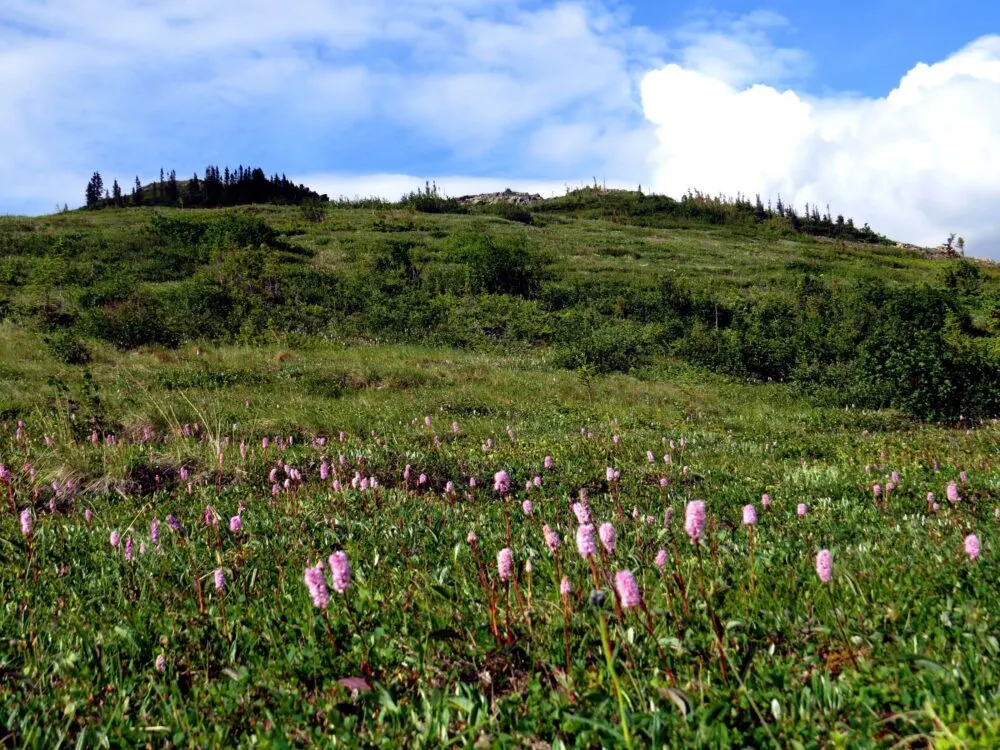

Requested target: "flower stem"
[{"left": 598, "top": 612, "right": 633, "bottom": 750}]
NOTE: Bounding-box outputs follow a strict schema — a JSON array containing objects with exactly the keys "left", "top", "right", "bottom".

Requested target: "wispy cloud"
[{"left": 0, "top": 0, "right": 656, "bottom": 212}]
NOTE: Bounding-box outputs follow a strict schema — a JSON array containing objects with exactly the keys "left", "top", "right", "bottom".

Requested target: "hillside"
[
  {"left": 1, "top": 188, "right": 999, "bottom": 423},
  {"left": 3, "top": 189, "right": 1000, "bottom": 747}
]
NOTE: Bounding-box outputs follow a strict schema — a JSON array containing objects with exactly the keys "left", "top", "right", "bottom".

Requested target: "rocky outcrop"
[{"left": 456, "top": 189, "right": 542, "bottom": 206}]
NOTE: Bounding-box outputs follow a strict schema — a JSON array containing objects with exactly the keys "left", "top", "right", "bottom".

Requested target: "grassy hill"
[
  {"left": 2, "top": 190, "right": 1000, "bottom": 746},
  {"left": 1, "top": 189, "right": 998, "bottom": 423}
]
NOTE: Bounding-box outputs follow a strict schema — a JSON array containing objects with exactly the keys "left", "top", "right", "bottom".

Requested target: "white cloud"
[
  {"left": 0, "top": 0, "right": 655, "bottom": 213},
  {"left": 642, "top": 30, "right": 1000, "bottom": 257}
]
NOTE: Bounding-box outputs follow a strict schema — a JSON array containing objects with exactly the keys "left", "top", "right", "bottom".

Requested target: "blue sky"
[
  {"left": 1, "top": 1, "right": 999, "bottom": 255},
  {"left": 631, "top": 0, "right": 997, "bottom": 95}
]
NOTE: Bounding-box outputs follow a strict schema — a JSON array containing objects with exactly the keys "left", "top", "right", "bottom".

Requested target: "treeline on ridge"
[{"left": 84, "top": 166, "right": 328, "bottom": 211}]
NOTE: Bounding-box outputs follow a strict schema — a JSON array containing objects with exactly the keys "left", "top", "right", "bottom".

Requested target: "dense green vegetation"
[{"left": 1, "top": 189, "right": 998, "bottom": 421}]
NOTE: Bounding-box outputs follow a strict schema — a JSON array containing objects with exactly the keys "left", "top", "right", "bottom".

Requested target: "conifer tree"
[{"left": 85, "top": 171, "right": 104, "bottom": 209}]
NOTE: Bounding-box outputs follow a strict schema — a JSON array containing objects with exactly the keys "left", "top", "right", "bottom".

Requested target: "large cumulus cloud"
[{"left": 641, "top": 35, "right": 1000, "bottom": 256}]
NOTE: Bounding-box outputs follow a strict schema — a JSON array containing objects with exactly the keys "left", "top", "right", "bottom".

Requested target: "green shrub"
[
  {"left": 452, "top": 232, "right": 550, "bottom": 297},
  {"left": 44, "top": 330, "right": 92, "bottom": 365},
  {"left": 554, "top": 318, "right": 660, "bottom": 374}
]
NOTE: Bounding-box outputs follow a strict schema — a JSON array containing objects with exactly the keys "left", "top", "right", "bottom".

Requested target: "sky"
[{"left": 1, "top": 1, "right": 999, "bottom": 256}]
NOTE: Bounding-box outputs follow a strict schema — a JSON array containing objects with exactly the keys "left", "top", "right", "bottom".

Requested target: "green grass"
[
  {"left": 1, "top": 329, "right": 999, "bottom": 746},
  {"left": 1, "top": 199, "right": 999, "bottom": 745},
  {"left": 5, "top": 203, "right": 996, "bottom": 303}
]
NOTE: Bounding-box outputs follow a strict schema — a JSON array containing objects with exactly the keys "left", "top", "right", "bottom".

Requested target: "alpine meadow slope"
[{"left": 1, "top": 188, "right": 999, "bottom": 747}]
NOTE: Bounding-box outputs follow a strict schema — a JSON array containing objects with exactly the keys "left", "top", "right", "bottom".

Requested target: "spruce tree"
[{"left": 85, "top": 171, "right": 104, "bottom": 209}]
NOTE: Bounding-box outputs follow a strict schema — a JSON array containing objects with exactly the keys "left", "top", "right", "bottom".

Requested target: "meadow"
[
  {"left": 1, "top": 337, "right": 998, "bottom": 747},
  {"left": 1, "top": 195, "right": 999, "bottom": 746}
]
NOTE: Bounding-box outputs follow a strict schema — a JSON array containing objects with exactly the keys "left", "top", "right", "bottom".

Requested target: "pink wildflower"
[
  {"left": 743, "top": 504, "right": 757, "bottom": 526},
  {"left": 493, "top": 470, "right": 510, "bottom": 494},
  {"left": 598, "top": 522, "right": 616, "bottom": 554},
  {"left": 543, "top": 524, "right": 561, "bottom": 552},
  {"left": 965, "top": 534, "right": 981, "bottom": 561},
  {"left": 19, "top": 508, "right": 31, "bottom": 536},
  {"left": 947, "top": 481, "right": 960, "bottom": 503},
  {"left": 614, "top": 570, "right": 641, "bottom": 609},
  {"left": 576, "top": 524, "right": 596, "bottom": 559},
  {"left": 815, "top": 549, "right": 832, "bottom": 583},
  {"left": 655, "top": 549, "right": 668, "bottom": 570},
  {"left": 110, "top": 530, "right": 120, "bottom": 548},
  {"left": 522, "top": 500, "right": 533, "bottom": 516},
  {"left": 797, "top": 503, "right": 808, "bottom": 517},
  {"left": 229, "top": 516, "right": 242, "bottom": 533},
  {"left": 684, "top": 500, "right": 706, "bottom": 544},
  {"left": 497, "top": 548, "right": 513, "bottom": 581},
  {"left": 329, "top": 551, "right": 351, "bottom": 593},
  {"left": 560, "top": 577, "right": 572, "bottom": 596}
]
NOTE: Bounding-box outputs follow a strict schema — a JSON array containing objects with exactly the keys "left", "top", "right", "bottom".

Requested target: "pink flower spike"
[
  {"left": 19, "top": 508, "right": 32, "bottom": 536},
  {"left": 466, "top": 531, "right": 477, "bottom": 545},
  {"left": 614, "top": 570, "right": 641, "bottom": 609},
  {"left": 521, "top": 500, "right": 533, "bottom": 516},
  {"left": 815, "top": 550, "right": 832, "bottom": 583},
  {"left": 655, "top": 549, "right": 668, "bottom": 570},
  {"left": 598, "top": 523, "right": 616, "bottom": 554},
  {"left": 543, "top": 524, "right": 561, "bottom": 553},
  {"left": 743, "top": 504, "right": 757, "bottom": 526},
  {"left": 493, "top": 470, "right": 510, "bottom": 495},
  {"left": 761, "top": 493, "right": 771, "bottom": 508},
  {"left": 304, "top": 563, "right": 329, "bottom": 609},
  {"left": 684, "top": 500, "right": 705, "bottom": 544},
  {"left": 497, "top": 548, "right": 513, "bottom": 581},
  {"left": 964, "top": 534, "right": 981, "bottom": 561},
  {"left": 797, "top": 503, "right": 808, "bottom": 517},
  {"left": 560, "top": 577, "right": 572, "bottom": 596},
  {"left": 110, "top": 530, "right": 120, "bottom": 548},
  {"left": 214, "top": 568, "right": 225, "bottom": 591},
  {"left": 571, "top": 502, "right": 590, "bottom": 525},
  {"left": 329, "top": 551, "right": 351, "bottom": 593},
  {"left": 576, "top": 524, "right": 596, "bottom": 559},
  {"left": 229, "top": 516, "right": 242, "bottom": 533},
  {"left": 947, "top": 481, "right": 960, "bottom": 503}
]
